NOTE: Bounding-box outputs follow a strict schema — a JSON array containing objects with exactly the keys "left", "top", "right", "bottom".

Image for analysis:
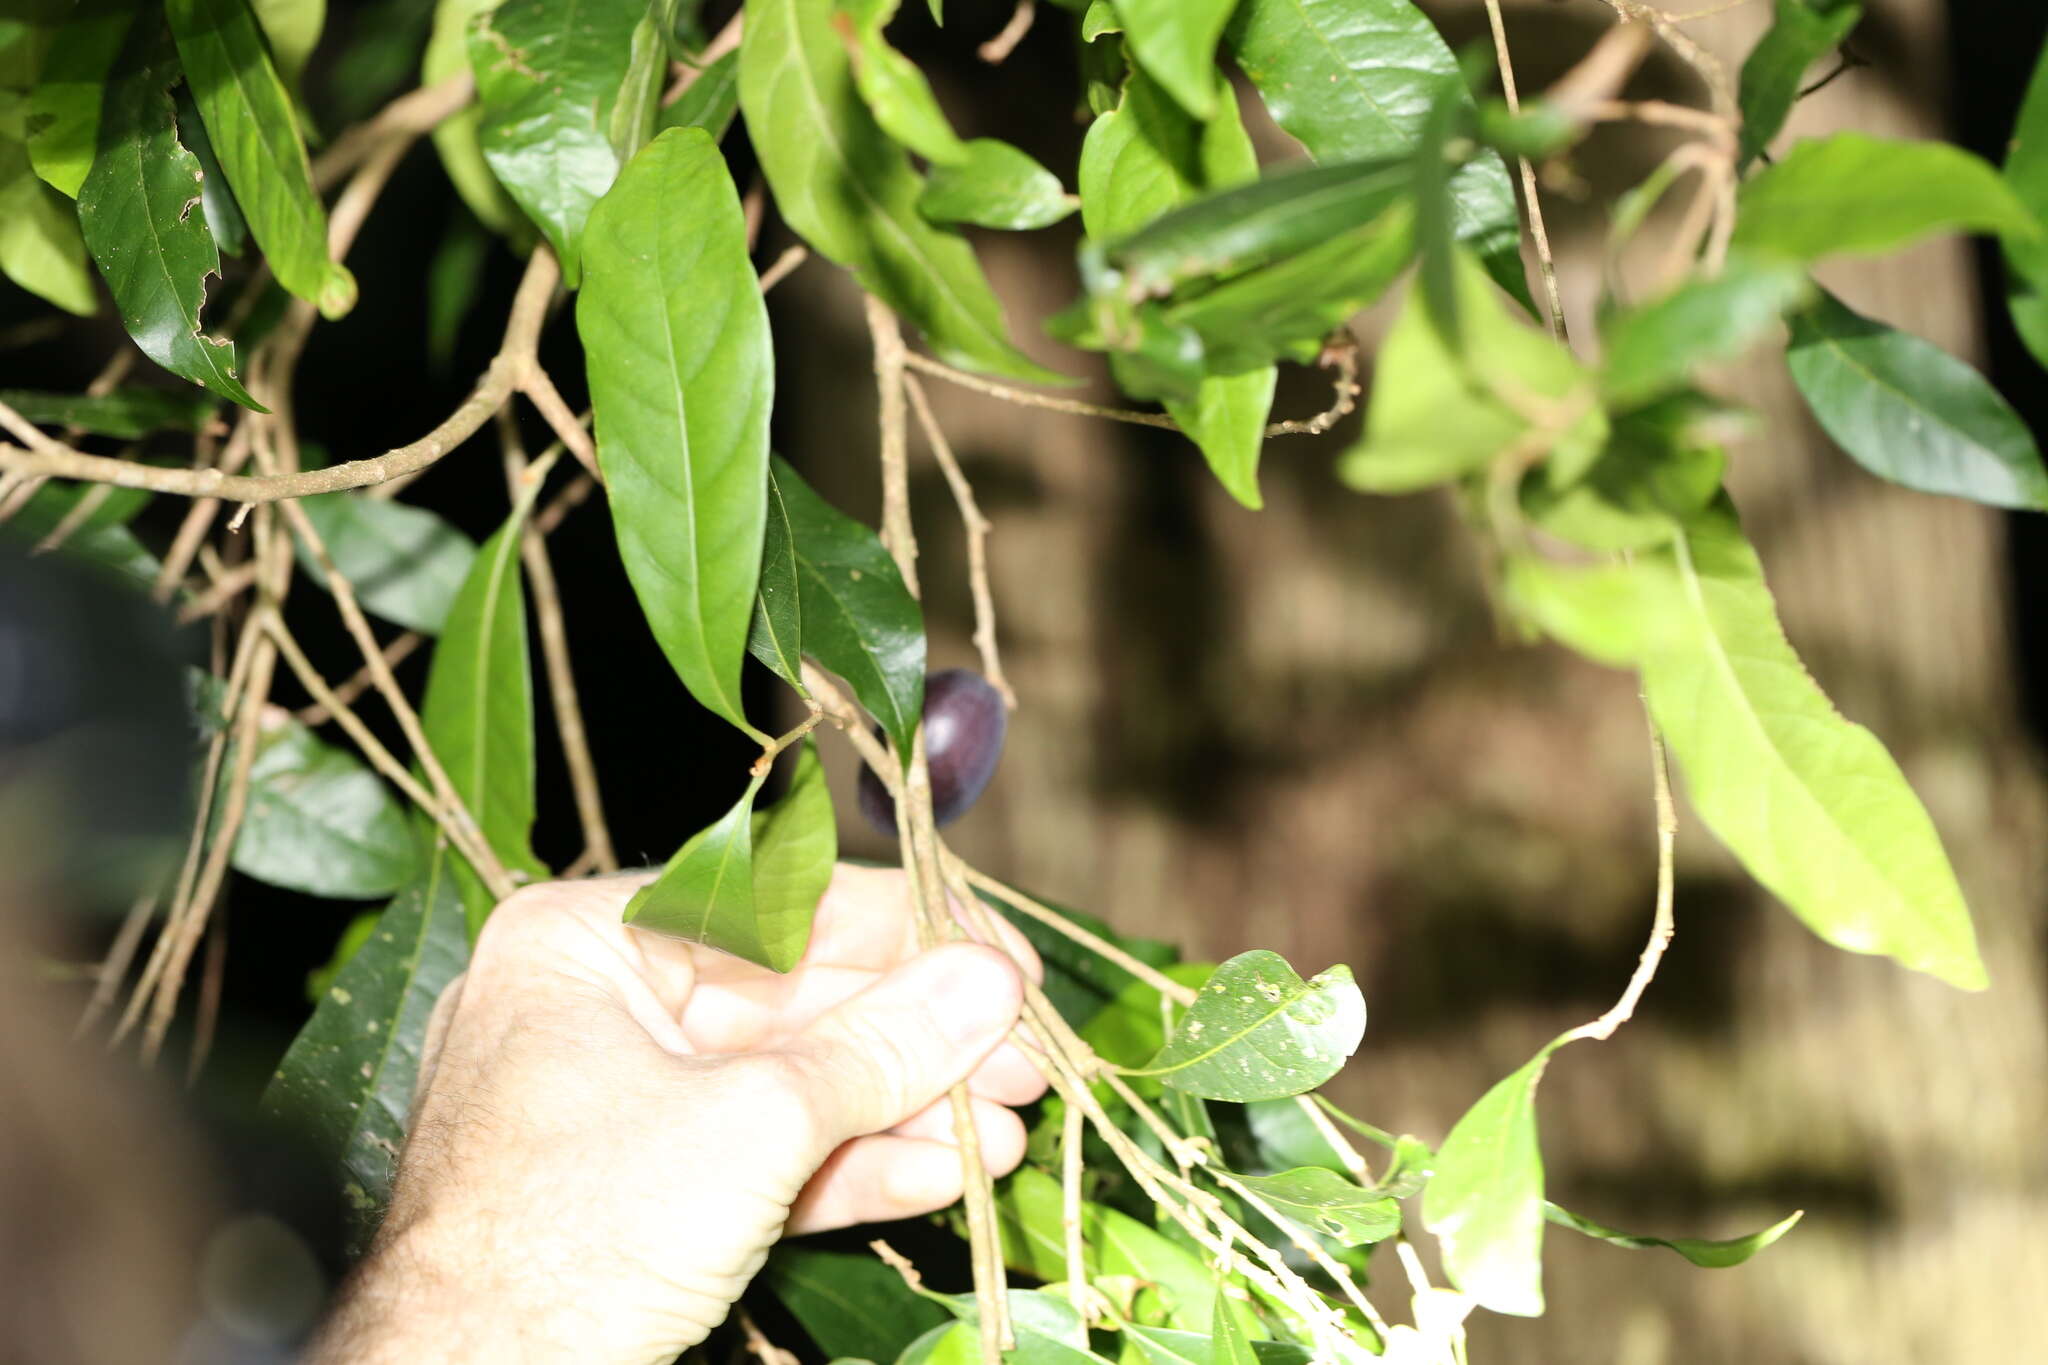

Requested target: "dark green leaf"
[
  {"left": 1079, "top": 961, "right": 1216, "bottom": 1069},
  {"left": 624, "top": 770, "right": 766, "bottom": 956},
  {"left": 298, "top": 492, "right": 481, "bottom": 634},
  {"left": 424, "top": 0, "right": 531, "bottom": 241},
  {"left": 920, "top": 138, "right": 1077, "bottom": 231},
  {"left": 1786, "top": 289, "right": 2048, "bottom": 510},
  {"left": 233, "top": 715, "right": 421, "bottom": 898},
  {"left": 1601, "top": 257, "right": 1812, "bottom": 405},
  {"left": 25, "top": 0, "right": 134, "bottom": 198},
  {"left": 738, "top": 0, "right": 1060, "bottom": 382},
  {"left": 0, "top": 386, "right": 216, "bottom": 439},
  {"left": 579, "top": 128, "right": 773, "bottom": 736},
  {"left": 1421, "top": 1042, "right": 1559, "bottom": 1317},
  {"left": 262, "top": 856, "right": 468, "bottom": 1243},
  {"left": 1134, "top": 949, "right": 1367, "bottom": 1101},
  {"left": 1229, "top": 1166, "right": 1400, "bottom": 1246},
  {"left": 1544, "top": 1202, "right": 1802, "bottom": 1268},
  {"left": 2004, "top": 39, "right": 2048, "bottom": 370},
  {"left": 472, "top": 0, "right": 667, "bottom": 284},
  {"left": 1505, "top": 498, "right": 1985, "bottom": 990},
  {"left": 418, "top": 495, "right": 548, "bottom": 936},
  {"left": 1730, "top": 133, "right": 2039, "bottom": 265},
  {"left": 1117, "top": 0, "right": 1236, "bottom": 120},
  {"left": 745, "top": 740, "right": 836, "bottom": 971},
  {"left": 771, "top": 455, "right": 925, "bottom": 760},
  {"left": 173, "top": 85, "right": 248, "bottom": 257},
  {"left": 168, "top": 0, "right": 355, "bottom": 316},
  {"left": 764, "top": 1246, "right": 950, "bottom": 1364},
  {"left": 4, "top": 477, "right": 159, "bottom": 587},
  {"left": 77, "top": 18, "right": 263, "bottom": 409},
  {"left": 304, "top": 908, "right": 379, "bottom": 1002},
  {"left": 1735, "top": 0, "right": 1861, "bottom": 170},
  {"left": 748, "top": 465, "right": 805, "bottom": 687},
  {"left": 657, "top": 47, "right": 738, "bottom": 139},
  {"left": 1226, "top": 0, "right": 1522, "bottom": 295}
]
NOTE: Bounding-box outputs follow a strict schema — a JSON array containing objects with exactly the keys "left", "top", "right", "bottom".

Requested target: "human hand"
[{"left": 307, "top": 863, "right": 1043, "bottom": 1364}]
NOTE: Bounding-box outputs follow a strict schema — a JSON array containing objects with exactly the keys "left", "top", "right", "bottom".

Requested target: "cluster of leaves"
[{"left": 6, "top": 0, "right": 2047, "bottom": 1359}]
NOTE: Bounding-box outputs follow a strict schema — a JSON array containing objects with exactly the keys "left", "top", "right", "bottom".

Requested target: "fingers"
[
  {"left": 783, "top": 943, "right": 1023, "bottom": 1143},
  {"left": 785, "top": 1097, "right": 1028, "bottom": 1235}
]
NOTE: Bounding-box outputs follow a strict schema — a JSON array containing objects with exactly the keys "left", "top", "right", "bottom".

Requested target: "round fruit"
[{"left": 857, "top": 668, "right": 1008, "bottom": 837}]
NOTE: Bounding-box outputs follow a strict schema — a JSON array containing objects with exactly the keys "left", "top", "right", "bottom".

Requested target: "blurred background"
[{"left": 4, "top": 1, "right": 2044, "bottom": 1361}]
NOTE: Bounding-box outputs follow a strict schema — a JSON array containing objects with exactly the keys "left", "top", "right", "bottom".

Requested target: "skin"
[{"left": 306, "top": 862, "right": 1044, "bottom": 1364}]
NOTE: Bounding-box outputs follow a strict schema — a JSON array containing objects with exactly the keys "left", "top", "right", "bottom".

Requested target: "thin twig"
[
  {"left": 960, "top": 863, "right": 1195, "bottom": 1005},
  {"left": 312, "top": 71, "right": 476, "bottom": 192},
  {"left": 186, "top": 910, "right": 229, "bottom": 1084},
  {"left": 1563, "top": 713, "right": 1677, "bottom": 1044},
  {"left": 77, "top": 891, "right": 157, "bottom": 1037},
  {"left": 518, "top": 366, "right": 602, "bottom": 482},
  {"left": 904, "top": 373, "right": 1014, "bottom": 707},
  {"left": 736, "top": 1307, "right": 799, "bottom": 1365},
  {"left": 757, "top": 244, "right": 808, "bottom": 293},
  {"left": 31, "top": 481, "right": 115, "bottom": 554},
  {"left": 1485, "top": 0, "right": 1569, "bottom": 343},
  {"left": 293, "top": 631, "right": 425, "bottom": 726},
  {"left": 978, "top": 0, "right": 1036, "bottom": 63},
  {"left": 866, "top": 297, "right": 920, "bottom": 596},
  {"left": 1262, "top": 333, "right": 1362, "bottom": 437}
]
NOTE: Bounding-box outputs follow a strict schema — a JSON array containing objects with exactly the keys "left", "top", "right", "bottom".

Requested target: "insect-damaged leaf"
[{"left": 1133, "top": 949, "right": 1366, "bottom": 1102}]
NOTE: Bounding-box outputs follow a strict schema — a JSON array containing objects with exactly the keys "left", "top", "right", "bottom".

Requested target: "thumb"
[{"left": 789, "top": 942, "right": 1024, "bottom": 1143}]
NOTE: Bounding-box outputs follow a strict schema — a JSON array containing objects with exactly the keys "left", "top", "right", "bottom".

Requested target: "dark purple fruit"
[{"left": 858, "top": 668, "right": 1007, "bottom": 837}]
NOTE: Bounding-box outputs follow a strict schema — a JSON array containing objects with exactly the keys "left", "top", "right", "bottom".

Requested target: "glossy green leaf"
[
  {"left": 472, "top": 0, "right": 666, "bottom": 284},
  {"left": 771, "top": 455, "right": 925, "bottom": 760},
  {"left": 1544, "top": 1202, "right": 1803, "bottom": 1268},
  {"left": 173, "top": 85, "right": 248, "bottom": 258},
  {"left": 304, "top": 908, "right": 379, "bottom": 1002},
  {"left": 2003, "top": 40, "right": 2048, "bottom": 370},
  {"left": 992, "top": 1165, "right": 1072, "bottom": 1282},
  {"left": 1730, "top": 133, "right": 2040, "bottom": 265},
  {"left": 624, "top": 770, "right": 766, "bottom": 957},
  {"left": 921, "top": 139, "right": 1077, "bottom": 231},
  {"left": 1786, "top": 289, "right": 2048, "bottom": 510},
  {"left": 1735, "top": 0, "right": 1861, "bottom": 169},
  {"left": 262, "top": 854, "right": 469, "bottom": 1241},
  {"left": 1093, "top": 1202, "right": 1245, "bottom": 1332},
  {"left": 657, "top": 48, "right": 738, "bottom": 139},
  {"left": 424, "top": 0, "right": 530, "bottom": 241},
  {"left": 168, "top": 0, "right": 354, "bottom": 316},
  {"left": 0, "top": 129, "right": 98, "bottom": 313},
  {"left": 579, "top": 128, "right": 772, "bottom": 737},
  {"left": 844, "top": 13, "right": 967, "bottom": 165},
  {"left": 1506, "top": 497, "right": 1985, "bottom": 990},
  {"left": 747, "top": 465, "right": 805, "bottom": 687},
  {"left": 25, "top": 0, "right": 133, "bottom": 198},
  {"left": 1601, "top": 257, "right": 1812, "bottom": 405},
  {"left": 234, "top": 716, "right": 421, "bottom": 898},
  {"left": 77, "top": 18, "right": 261, "bottom": 409},
  {"left": 1340, "top": 253, "right": 1590, "bottom": 494},
  {"left": 1226, "top": 0, "right": 1521, "bottom": 293},
  {"left": 1421, "top": 1042, "right": 1559, "bottom": 1317},
  {"left": 738, "top": 0, "right": 1058, "bottom": 382},
  {"left": 249, "top": 0, "right": 323, "bottom": 90},
  {"left": 1134, "top": 949, "right": 1366, "bottom": 1101},
  {"left": 746, "top": 740, "right": 836, "bottom": 971},
  {"left": 418, "top": 495, "right": 548, "bottom": 937},
  {"left": 1117, "top": 0, "right": 1236, "bottom": 120},
  {"left": 1230, "top": 1166, "right": 1401, "bottom": 1246},
  {"left": 298, "top": 492, "right": 480, "bottom": 634},
  {"left": 765, "top": 1246, "right": 950, "bottom": 1364}
]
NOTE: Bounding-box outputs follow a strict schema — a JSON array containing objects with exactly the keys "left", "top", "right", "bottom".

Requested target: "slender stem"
[
  {"left": 519, "top": 366, "right": 602, "bottom": 482},
  {"left": 757, "top": 244, "right": 808, "bottom": 293},
  {"left": 77, "top": 891, "right": 157, "bottom": 1037},
  {"left": 32, "top": 480, "right": 115, "bottom": 553},
  {"left": 293, "top": 631, "right": 425, "bottom": 726},
  {"left": 750, "top": 707, "right": 825, "bottom": 777},
  {"left": 866, "top": 297, "right": 920, "bottom": 596},
  {"left": 1562, "top": 713, "right": 1678, "bottom": 1044},
  {"left": 978, "top": 0, "right": 1036, "bottom": 63},
  {"left": 1213, "top": 1171, "right": 1392, "bottom": 1338},
  {"left": 904, "top": 373, "right": 1014, "bottom": 706},
  {"left": 1484, "top": 0, "right": 1568, "bottom": 343},
  {"left": 312, "top": 71, "right": 476, "bottom": 192}
]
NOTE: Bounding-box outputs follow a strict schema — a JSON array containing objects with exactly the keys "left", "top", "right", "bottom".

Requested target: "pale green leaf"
[
  {"left": 746, "top": 740, "right": 836, "bottom": 971},
  {"left": 1421, "top": 1043, "right": 1559, "bottom": 1316},
  {"left": 1229, "top": 1166, "right": 1401, "bottom": 1246},
  {"left": 423, "top": 0, "right": 530, "bottom": 241},
  {"left": 1544, "top": 1202, "right": 1802, "bottom": 1268},
  {"left": 920, "top": 138, "right": 1077, "bottom": 231},
  {"left": 1134, "top": 949, "right": 1367, "bottom": 1102},
  {"left": 624, "top": 771, "right": 765, "bottom": 955},
  {"left": 297, "top": 493, "right": 480, "bottom": 634},
  {"left": 1601, "top": 257, "right": 1812, "bottom": 405},
  {"left": 0, "top": 133, "right": 99, "bottom": 314},
  {"left": 249, "top": 0, "right": 323, "bottom": 90},
  {"left": 25, "top": 0, "right": 134, "bottom": 198},
  {"left": 1117, "top": 0, "right": 1236, "bottom": 120}
]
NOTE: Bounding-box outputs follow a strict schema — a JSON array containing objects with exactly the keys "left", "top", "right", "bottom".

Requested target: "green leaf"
[
  {"left": 1730, "top": 133, "right": 2040, "bottom": 265},
  {"left": 1080, "top": 961, "right": 1216, "bottom": 1069},
  {"left": 1225, "top": 0, "right": 1521, "bottom": 294},
  {"left": 746, "top": 740, "right": 837, "bottom": 971},
  {"left": 297, "top": 493, "right": 481, "bottom": 634},
  {"left": 2003, "top": 40, "right": 2048, "bottom": 371},
  {"left": 1080, "top": 0, "right": 1120, "bottom": 41},
  {"left": 249, "top": 0, "right": 323, "bottom": 91},
  {"left": 844, "top": 13, "right": 968, "bottom": 165},
  {"left": 1522, "top": 413, "right": 1727, "bottom": 553},
  {"left": 1124, "top": 1329, "right": 1312, "bottom": 1365},
  {"left": 765, "top": 1246, "right": 950, "bottom": 1364},
  {"left": 77, "top": 18, "right": 263, "bottom": 409},
  {"left": 1543, "top": 1202, "right": 1803, "bottom": 1268},
  {"left": 233, "top": 715, "right": 422, "bottom": 898},
  {"left": 896, "top": 1325, "right": 976, "bottom": 1365},
  {"left": 1421, "top": 1042, "right": 1559, "bottom": 1317},
  {"left": 738, "top": 0, "right": 1059, "bottom": 383},
  {"left": 1167, "top": 367, "right": 1273, "bottom": 510},
  {"left": 1735, "top": 0, "right": 1861, "bottom": 170},
  {"left": 1505, "top": 498, "right": 1986, "bottom": 990},
  {"left": 1229, "top": 1167, "right": 1401, "bottom": 1246},
  {"left": 262, "top": 855, "right": 469, "bottom": 1242},
  {"left": 921, "top": 139, "right": 1077, "bottom": 231},
  {"left": 174, "top": 84, "right": 248, "bottom": 258},
  {"left": 1340, "top": 252, "right": 1590, "bottom": 494},
  {"left": 1601, "top": 257, "right": 1813, "bottom": 406},
  {"left": 3, "top": 478, "right": 159, "bottom": 588},
  {"left": 424, "top": 0, "right": 531, "bottom": 241},
  {"left": 304, "top": 908, "right": 379, "bottom": 1002},
  {"left": 0, "top": 386, "right": 217, "bottom": 440},
  {"left": 418, "top": 494, "right": 548, "bottom": 937},
  {"left": 1092, "top": 1202, "right": 1245, "bottom": 1332},
  {"left": 1116, "top": 0, "right": 1236, "bottom": 120},
  {"left": 656, "top": 47, "right": 738, "bottom": 139},
  {"left": 1133, "top": 949, "right": 1367, "bottom": 1101},
  {"left": 472, "top": 0, "right": 668, "bottom": 285},
  {"left": 1209, "top": 1283, "right": 1258, "bottom": 1365},
  {"left": 985, "top": 888, "right": 1180, "bottom": 1033},
  {"left": 747, "top": 465, "right": 805, "bottom": 687},
  {"left": 1785, "top": 289, "right": 2048, "bottom": 510},
  {"left": 1, "top": 126, "right": 97, "bottom": 315},
  {"left": 25, "top": 0, "right": 134, "bottom": 198},
  {"left": 578, "top": 127, "right": 772, "bottom": 737},
  {"left": 771, "top": 455, "right": 926, "bottom": 760},
  {"left": 624, "top": 771, "right": 767, "bottom": 957},
  {"left": 167, "top": 0, "right": 355, "bottom": 317}
]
